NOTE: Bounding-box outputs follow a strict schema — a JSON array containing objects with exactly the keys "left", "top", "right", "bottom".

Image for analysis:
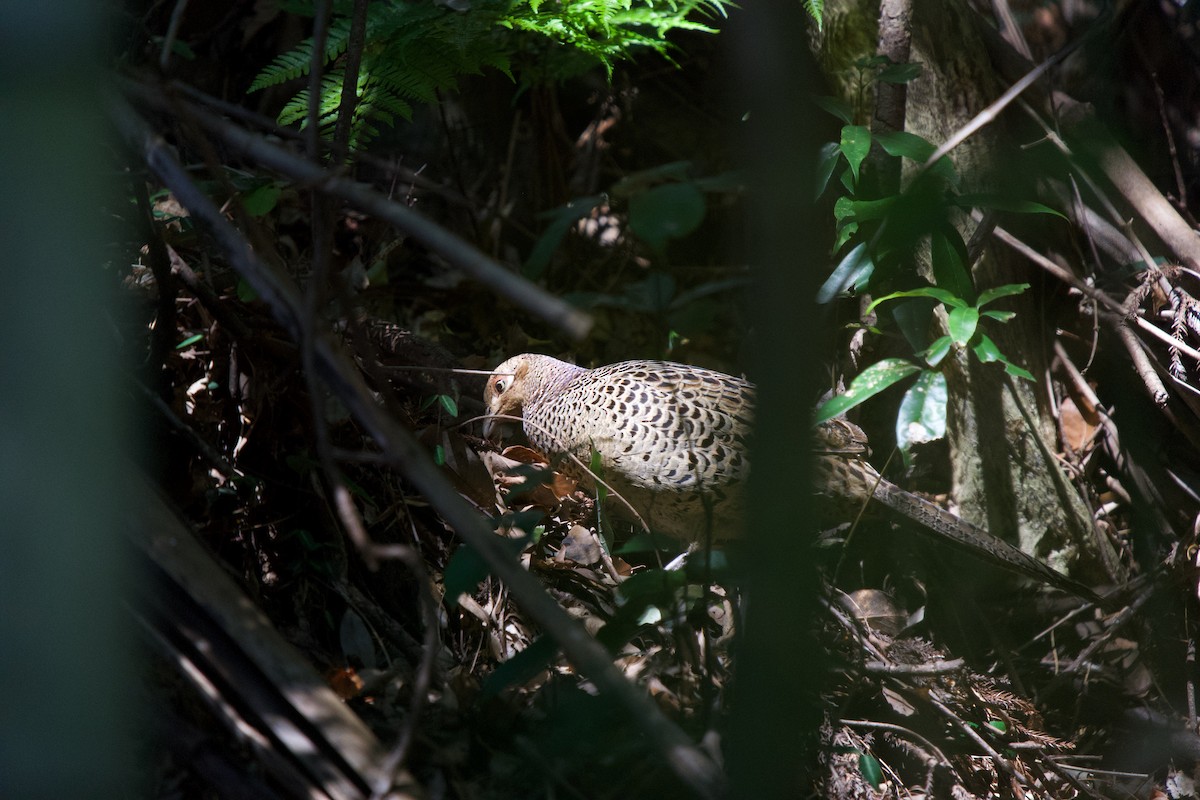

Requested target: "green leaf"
[
  {"left": 438, "top": 394, "right": 459, "bottom": 417},
  {"left": 923, "top": 335, "right": 952, "bottom": 367},
  {"left": 804, "top": 0, "right": 825, "bottom": 32},
  {"left": 976, "top": 282, "right": 1029, "bottom": 307},
  {"left": 858, "top": 752, "right": 884, "bottom": 788},
  {"left": 242, "top": 183, "right": 282, "bottom": 217},
  {"left": 840, "top": 125, "right": 871, "bottom": 181},
  {"left": 611, "top": 161, "right": 693, "bottom": 196},
  {"left": 952, "top": 193, "right": 1066, "bottom": 219},
  {"left": 815, "top": 142, "right": 842, "bottom": 199},
  {"left": 524, "top": 195, "right": 605, "bottom": 279},
  {"left": 833, "top": 195, "right": 897, "bottom": 224},
  {"left": 896, "top": 369, "right": 947, "bottom": 452},
  {"left": 946, "top": 305, "right": 979, "bottom": 345},
  {"left": 890, "top": 296, "right": 936, "bottom": 352},
  {"left": 444, "top": 534, "right": 529, "bottom": 604},
  {"left": 832, "top": 221, "right": 858, "bottom": 252},
  {"left": 444, "top": 543, "right": 491, "bottom": 604},
  {"left": 176, "top": 333, "right": 203, "bottom": 350},
  {"left": 866, "top": 286, "right": 964, "bottom": 315},
  {"left": 628, "top": 182, "right": 706, "bottom": 252},
  {"left": 236, "top": 277, "right": 258, "bottom": 302},
  {"left": 971, "top": 334, "right": 1034, "bottom": 380},
  {"left": 480, "top": 636, "right": 560, "bottom": 698},
  {"left": 874, "top": 130, "right": 958, "bottom": 185},
  {"left": 814, "top": 359, "right": 922, "bottom": 423},
  {"left": 930, "top": 226, "right": 974, "bottom": 303},
  {"left": 813, "top": 95, "right": 853, "bottom": 124},
  {"left": 817, "top": 242, "right": 872, "bottom": 303},
  {"left": 875, "top": 61, "right": 923, "bottom": 84}
]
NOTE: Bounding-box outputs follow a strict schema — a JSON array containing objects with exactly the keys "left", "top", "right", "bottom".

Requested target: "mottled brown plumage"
[
  {"left": 483, "top": 353, "right": 1099, "bottom": 601},
  {"left": 483, "top": 353, "right": 753, "bottom": 541}
]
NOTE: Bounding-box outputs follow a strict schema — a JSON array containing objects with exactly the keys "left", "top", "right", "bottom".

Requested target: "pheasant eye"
[{"left": 494, "top": 377, "right": 509, "bottom": 394}]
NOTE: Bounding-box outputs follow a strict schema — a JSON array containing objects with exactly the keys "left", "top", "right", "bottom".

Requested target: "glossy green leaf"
[
  {"left": 866, "top": 286, "right": 963, "bottom": 315},
  {"left": 931, "top": 227, "right": 974, "bottom": 303},
  {"left": 858, "top": 752, "right": 884, "bottom": 788},
  {"left": 814, "top": 359, "right": 921, "bottom": 423},
  {"left": 947, "top": 305, "right": 979, "bottom": 345},
  {"left": 817, "top": 242, "right": 872, "bottom": 303},
  {"left": 896, "top": 369, "right": 947, "bottom": 451},
  {"left": 976, "top": 282, "right": 1029, "bottom": 307},
  {"left": 840, "top": 125, "right": 871, "bottom": 180},
  {"left": 923, "top": 334, "right": 952, "bottom": 367}
]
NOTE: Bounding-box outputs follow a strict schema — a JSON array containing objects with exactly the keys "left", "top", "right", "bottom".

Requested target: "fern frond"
[
  {"left": 247, "top": 17, "right": 355, "bottom": 92},
  {"left": 251, "top": 0, "right": 731, "bottom": 149}
]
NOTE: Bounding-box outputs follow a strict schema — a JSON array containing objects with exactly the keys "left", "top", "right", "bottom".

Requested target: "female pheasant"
[
  {"left": 483, "top": 353, "right": 754, "bottom": 542},
  {"left": 482, "top": 353, "right": 1101, "bottom": 601}
]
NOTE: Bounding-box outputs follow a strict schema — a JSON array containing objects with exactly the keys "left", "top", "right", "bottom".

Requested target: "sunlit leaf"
[
  {"left": 814, "top": 359, "right": 921, "bottom": 423},
  {"left": 866, "top": 286, "right": 963, "bottom": 315},
  {"left": 977, "top": 282, "right": 1029, "bottom": 307},
  {"left": 923, "top": 335, "right": 952, "bottom": 367},
  {"left": 896, "top": 369, "right": 947, "bottom": 452},
  {"left": 946, "top": 305, "right": 979, "bottom": 345}
]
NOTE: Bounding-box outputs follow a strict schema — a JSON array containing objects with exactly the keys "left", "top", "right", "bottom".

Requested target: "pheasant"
[
  {"left": 482, "top": 353, "right": 1100, "bottom": 601},
  {"left": 483, "top": 353, "right": 753, "bottom": 542}
]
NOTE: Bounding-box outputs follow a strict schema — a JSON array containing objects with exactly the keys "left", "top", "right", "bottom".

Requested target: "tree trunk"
[{"left": 815, "top": 0, "right": 1098, "bottom": 574}]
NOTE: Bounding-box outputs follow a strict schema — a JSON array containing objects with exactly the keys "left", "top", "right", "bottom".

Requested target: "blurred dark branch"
[
  {"left": 110, "top": 95, "right": 722, "bottom": 800},
  {"left": 120, "top": 78, "right": 593, "bottom": 340}
]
